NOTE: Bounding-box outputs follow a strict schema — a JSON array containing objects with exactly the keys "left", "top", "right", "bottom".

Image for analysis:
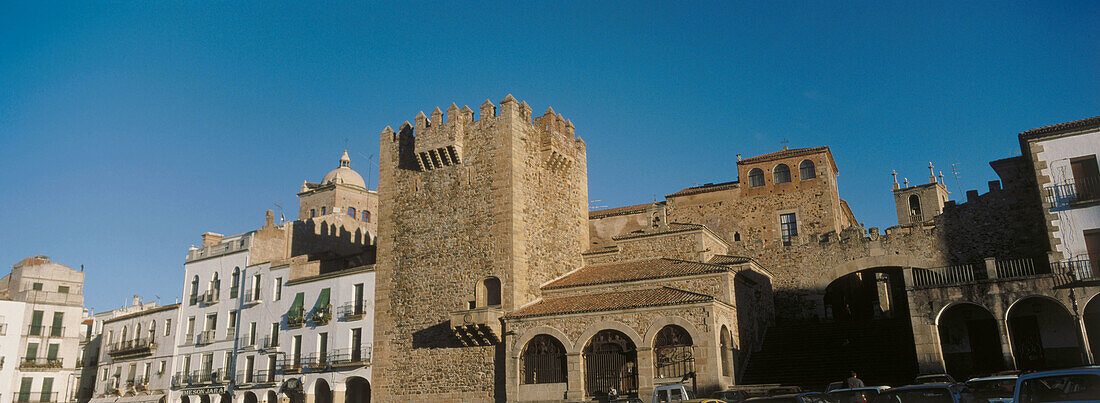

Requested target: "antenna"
[
  {"left": 357, "top": 152, "right": 375, "bottom": 190},
  {"left": 951, "top": 164, "right": 962, "bottom": 195}
]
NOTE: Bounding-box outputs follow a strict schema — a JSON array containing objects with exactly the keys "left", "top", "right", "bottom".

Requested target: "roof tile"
[
  {"left": 505, "top": 287, "right": 713, "bottom": 319},
  {"left": 545, "top": 257, "right": 730, "bottom": 290}
]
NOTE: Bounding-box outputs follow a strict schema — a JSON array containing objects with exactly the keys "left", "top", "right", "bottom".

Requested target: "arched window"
[
  {"left": 120, "top": 326, "right": 128, "bottom": 344},
  {"left": 149, "top": 321, "right": 156, "bottom": 340},
  {"left": 231, "top": 268, "right": 241, "bottom": 299},
  {"left": 347, "top": 207, "right": 356, "bottom": 218},
  {"left": 733, "top": 232, "right": 741, "bottom": 242},
  {"left": 799, "top": 160, "right": 816, "bottom": 179},
  {"left": 135, "top": 323, "right": 142, "bottom": 342},
  {"left": 909, "top": 194, "right": 922, "bottom": 221},
  {"left": 478, "top": 277, "right": 502, "bottom": 307},
  {"left": 720, "top": 325, "right": 733, "bottom": 377},
  {"left": 190, "top": 275, "right": 200, "bottom": 305},
  {"left": 522, "top": 335, "right": 567, "bottom": 384},
  {"left": 653, "top": 325, "right": 695, "bottom": 379},
  {"left": 210, "top": 272, "right": 220, "bottom": 295},
  {"left": 773, "top": 164, "right": 791, "bottom": 184},
  {"left": 321, "top": 206, "right": 327, "bottom": 215},
  {"left": 584, "top": 329, "right": 638, "bottom": 397},
  {"left": 748, "top": 168, "right": 765, "bottom": 187},
  {"left": 361, "top": 211, "right": 371, "bottom": 223}
]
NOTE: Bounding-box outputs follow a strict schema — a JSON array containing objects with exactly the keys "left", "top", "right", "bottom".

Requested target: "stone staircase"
[{"left": 740, "top": 318, "right": 919, "bottom": 390}]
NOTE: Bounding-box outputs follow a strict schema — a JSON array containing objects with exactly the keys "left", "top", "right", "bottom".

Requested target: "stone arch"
[
  {"left": 815, "top": 255, "right": 936, "bottom": 291},
  {"left": 934, "top": 302, "right": 1003, "bottom": 379},
  {"left": 773, "top": 163, "right": 791, "bottom": 184},
  {"left": 476, "top": 277, "right": 501, "bottom": 307},
  {"left": 179, "top": 396, "right": 190, "bottom": 403},
  {"left": 512, "top": 325, "right": 573, "bottom": 356},
  {"left": 719, "top": 325, "right": 734, "bottom": 378},
  {"left": 799, "top": 159, "right": 817, "bottom": 179},
  {"left": 1006, "top": 295, "right": 1082, "bottom": 370},
  {"left": 312, "top": 378, "right": 332, "bottom": 403},
  {"left": 520, "top": 333, "right": 569, "bottom": 385},
  {"left": 1083, "top": 291, "right": 1100, "bottom": 364},
  {"left": 243, "top": 392, "right": 258, "bottom": 403},
  {"left": 574, "top": 321, "right": 643, "bottom": 352},
  {"left": 344, "top": 376, "right": 370, "bottom": 403},
  {"left": 643, "top": 316, "right": 704, "bottom": 348},
  {"left": 265, "top": 391, "right": 277, "bottom": 403}
]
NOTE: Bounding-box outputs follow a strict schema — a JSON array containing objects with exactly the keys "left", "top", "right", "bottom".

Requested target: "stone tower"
[
  {"left": 892, "top": 163, "right": 950, "bottom": 226},
  {"left": 371, "top": 96, "right": 589, "bottom": 401}
]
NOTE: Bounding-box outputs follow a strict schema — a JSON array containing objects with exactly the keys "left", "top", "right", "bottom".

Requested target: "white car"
[
  {"left": 1014, "top": 366, "right": 1100, "bottom": 403},
  {"left": 964, "top": 375, "right": 1017, "bottom": 403}
]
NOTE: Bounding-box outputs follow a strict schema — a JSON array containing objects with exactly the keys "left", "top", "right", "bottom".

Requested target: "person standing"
[{"left": 846, "top": 371, "right": 866, "bottom": 388}]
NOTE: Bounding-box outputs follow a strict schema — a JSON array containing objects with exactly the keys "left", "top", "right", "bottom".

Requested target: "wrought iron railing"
[
  {"left": 995, "top": 257, "right": 1038, "bottom": 278},
  {"left": 1053, "top": 259, "right": 1096, "bottom": 287},
  {"left": 107, "top": 338, "right": 156, "bottom": 356},
  {"left": 26, "top": 325, "right": 64, "bottom": 337},
  {"left": 912, "top": 263, "right": 980, "bottom": 287},
  {"left": 339, "top": 301, "right": 368, "bottom": 321},
  {"left": 1046, "top": 176, "right": 1100, "bottom": 208},
  {"left": 14, "top": 391, "right": 58, "bottom": 402},
  {"left": 19, "top": 357, "right": 63, "bottom": 370}
]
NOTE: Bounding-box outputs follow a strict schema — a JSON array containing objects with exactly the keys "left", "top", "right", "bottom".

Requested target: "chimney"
[
  {"left": 265, "top": 210, "right": 275, "bottom": 228},
  {"left": 201, "top": 232, "right": 224, "bottom": 248},
  {"left": 131, "top": 295, "right": 140, "bottom": 307}
]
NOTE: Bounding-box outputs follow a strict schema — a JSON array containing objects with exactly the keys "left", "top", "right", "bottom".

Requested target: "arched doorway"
[
  {"left": 219, "top": 393, "right": 231, "bottom": 403},
  {"left": 653, "top": 325, "right": 695, "bottom": 379},
  {"left": 179, "top": 396, "right": 190, "bottom": 403},
  {"left": 1085, "top": 293, "right": 1100, "bottom": 364},
  {"left": 345, "top": 377, "right": 371, "bottom": 403},
  {"left": 719, "top": 325, "right": 734, "bottom": 378},
  {"left": 199, "top": 395, "right": 211, "bottom": 403},
  {"left": 1008, "top": 297, "right": 1083, "bottom": 370},
  {"left": 243, "top": 392, "right": 258, "bottom": 403},
  {"left": 825, "top": 268, "right": 907, "bottom": 322},
  {"left": 266, "top": 391, "right": 278, "bottom": 403},
  {"left": 521, "top": 335, "right": 567, "bottom": 385},
  {"left": 314, "top": 379, "right": 332, "bottom": 403},
  {"left": 937, "top": 303, "right": 1004, "bottom": 379},
  {"left": 583, "top": 329, "right": 638, "bottom": 398}
]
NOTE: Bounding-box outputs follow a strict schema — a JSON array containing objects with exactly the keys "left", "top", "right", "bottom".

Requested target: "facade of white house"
[
  {"left": 0, "top": 300, "right": 27, "bottom": 403},
  {"left": 90, "top": 303, "right": 179, "bottom": 403}
]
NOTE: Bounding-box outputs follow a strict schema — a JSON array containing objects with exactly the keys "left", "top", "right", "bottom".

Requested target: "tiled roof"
[
  {"left": 544, "top": 257, "right": 731, "bottom": 290},
  {"left": 103, "top": 304, "right": 181, "bottom": 324},
  {"left": 707, "top": 255, "right": 752, "bottom": 265},
  {"left": 738, "top": 146, "right": 830, "bottom": 165},
  {"left": 589, "top": 203, "right": 656, "bottom": 219},
  {"left": 582, "top": 245, "right": 619, "bottom": 255},
  {"left": 1019, "top": 116, "right": 1100, "bottom": 141},
  {"left": 666, "top": 180, "right": 739, "bottom": 198},
  {"left": 611, "top": 223, "right": 707, "bottom": 241},
  {"left": 505, "top": 287, "right": 714, "bottom": 319}
]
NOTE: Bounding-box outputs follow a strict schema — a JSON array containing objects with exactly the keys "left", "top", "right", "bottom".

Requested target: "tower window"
[
  {"left": 310, "top": 209, "right": 316, "bottom": 218},
  {"left": 773, "top": 164, "right": 791, "bottom": 184},
  {"left": 748, "top": 168, "right": 765, "bottom": 187},
  {"left": 478, "top": 277, "right": 502, "bottom": 307},
  {"left": 780, "top": 213, "right": 797, "bottom": 246},
  {"left": 347, "top": 207, "right": 356, "bottom": 218},
  {"left": 361, "top": 211, "right": 371, "bottom": 223},
  {"left": 908, "top": 194, "right": 922, "bottom": 222},
  {"left": 321, "top": 207, "right": 327, "bottom": 215},
  {"left": 799, "top": 160, "right": 816, "bottom": 179}
]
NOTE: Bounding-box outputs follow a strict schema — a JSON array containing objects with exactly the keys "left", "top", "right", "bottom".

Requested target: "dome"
[{"left": 321, "top": 150, "right": 366, "bottom": 188}]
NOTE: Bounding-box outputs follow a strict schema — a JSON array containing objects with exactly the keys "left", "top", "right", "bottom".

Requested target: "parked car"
[
  {"left": 710, "top": 389, "right": 751, "bottom": 403},
  {"left": 826, "top": 386, "right": 890, "bottom": 403},
  {"left": 871, "top": 384, "right": 961, "bottom": 403},
  {"left": 963, "top": 375, "right": 1017, "bottom": 403},
  {"left": 681, "top": 400, "right": 726, "bottom": 403},
  {"left": 915, "top": 374, "right": 958, "bottom": 385},
  {"left": 653, "top": 383, "right": 695, "bottom": 402},
  {"left": 1014, "top": 366, "right": 1100, "bottom": 403},
  {"left": 826, "top": 382, "right": 845, "bottom": 393},
  {"left": 746, "top": 392, "right": 828, "bottom": 403}
]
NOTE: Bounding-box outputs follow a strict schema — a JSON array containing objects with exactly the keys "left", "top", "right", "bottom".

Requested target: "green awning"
[
  {"left": 313, "top": 288, "right": 331, "bottom": 312},
  {"left": 288, "top": 292, "right": 305, "bottom": 320}
]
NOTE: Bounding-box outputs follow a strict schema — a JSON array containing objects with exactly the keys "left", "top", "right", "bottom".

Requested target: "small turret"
[{"left": 480, "top": 99, "right": 496, "bottom": 119}]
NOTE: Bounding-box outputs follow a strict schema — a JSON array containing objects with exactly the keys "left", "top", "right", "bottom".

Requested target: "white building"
[
  {"left": 1021, "top": 116, "right": 1100, "bottom": 275},
  {"left": 89, "top": 303, "right": 179, "bottom": 403},
  {"left": 0, "top": 256, "right": 86, "bottom": 403},
  {"left": 0, "top": 300, "right": 27, "bottom": 403}
]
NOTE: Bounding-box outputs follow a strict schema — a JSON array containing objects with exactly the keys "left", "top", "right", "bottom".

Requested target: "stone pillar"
[
  {"left": 565, "top": 352, "right": 584, "bottom": 401},
  {"left": 637, "top": 346, "right": 655, "bottom": 400},
  {"left": 698, "top": 328, "right": 720, "bottom": 395},
  {"left": 304, "top": 392, "right": 314, "bottom": 403},
  {"left": 991, "top": 302, "right": 1017, "bottom": 370},
  {"left": 331, "top": 390, "right": 344, "bottom": 403},
  {"left": 907, "top": 295, "right": 945, "bottom": 374},
  {"left": 985, "top": 258, "right": 998, "bottom": 279}
]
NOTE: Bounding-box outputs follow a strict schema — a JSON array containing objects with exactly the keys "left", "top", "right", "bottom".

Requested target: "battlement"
[{"left": 381, "top": 95, "right": 585, "bottom": 172}]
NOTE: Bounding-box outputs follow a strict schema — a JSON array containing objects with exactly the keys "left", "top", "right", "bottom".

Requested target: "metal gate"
[{"left": 583, "top": 330, "right": 638, "bottom": 397}]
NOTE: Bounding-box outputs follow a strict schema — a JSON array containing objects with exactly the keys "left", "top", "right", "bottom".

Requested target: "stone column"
[
  {"left": 991, "top": 302, "right": 1017, "bottom": 370},
  {"left": 565, "top": 352, "right": 584, "bottom": 401},
  {"left": 907, "top": 295, "right": 945, "bottom": 374},
  {"left": 637, "top": 346, "right": 655, "bottom": 400}
]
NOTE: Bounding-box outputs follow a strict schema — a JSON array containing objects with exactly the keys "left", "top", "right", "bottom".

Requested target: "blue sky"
[{"left": 1, "top": 1, "right": 1096, "bottom": 312}]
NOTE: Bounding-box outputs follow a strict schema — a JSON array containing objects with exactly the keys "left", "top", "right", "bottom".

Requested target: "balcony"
[
  {"left": 107, "top": 338, "right": 156, "bottom": 358},
  {"left": 339, "top": 301, "right": 368, "bottom": 321},
  {"left": 19, "top": 357, "right": 63, "bottom": 371},
  {"left": 14, "top": 288, "right": 83, "bottom": 306},
  {"left": 261, "top": 336, "right": 279, "bottom": 352},
  {"left": 14, "top": 392, "right": 59, "bottom": 402},
  {"left": 1053, "top": 259, "right": 1099, "bottom": 288},
  {"left": 244, "top": 291, "right": 263, "bottom": 305},
  {"left": 329, "top": 344, "right": 373, "bottom": 369},
  {"left": 202, "top": 290, "right": 220, "bottom": 305},
  {"left": 311, "top": 305, "right": 332, "bottom": 326},
  {"left": 1046, "top": 176, "right": 1100, "bottom": 209},
  {"left": 449, "top": 306, "right": 505, "bottom": 346},
  {"left": 287, "top": 310, "right": 305, "bottom": 329},
  {"left": 236, "top": 369, "right": 276, "bottom": 386},
  {"left": 230, "top": 286, "right": 239, "bottom": 299},
  {"left": 171, "top": 373, "right": 192, "bottom": 388},
  {"left": 909, "top": 257, "right": 1047, "bottom": 289},
  {"left": 279, "top": 356, "right": 303, "bottom": 374},
  {"left": 26, "top": 325, "right": 65, "bottom": 338},
  {"left": 304, "top": 352, "right": 330, "bottom": 371},
  {"left": 197, "top": 330, "right": 217, "bottom": 345},
  {"left": 238, "top": 335, "right": 257, "bottom": 349}
]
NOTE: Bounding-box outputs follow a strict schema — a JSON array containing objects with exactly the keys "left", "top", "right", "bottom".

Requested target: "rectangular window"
[
  {"left": 57, "top": 286, "right": 69, "bottom": 294},
  {"left": 780, "top": 213, "right": 798, "bottom": 246},
  {"left": 228, "top": 311, "right": 237, "bottom": 332},
  {"left": 270, "top": 323, "right": 280, "bottom": 347},
  {"left": 32, "top": 283, "right": 43, "bottom": 291},
  {"left": 223, "top": 351, "right": 232, "bottom": 378},
  {"left": 51, "top": 312, "right": 63, "bottom": 337},
  {"left": 351, "top": 328, "right": 363, "bottom": 362},
  {"left": 1070, "top": 155, "right": 1099, "bottom": 201},
  {"left": 274, "top": 278, "right": 283, "bottom": 301},
  {"left": 1086, "top": 229, "right": 1100, "bottom": 277},
  {"left": 267, "top": 355, "right": 277, "bottom": 382},
  {"left": 310, "top": 209, "right": 316, "bottom": 218},
  {"left": 292, "top": 335, "right": 302, "bottom": 364},
  {"left": 29, "top": 310, "right": 43, "bottom": 336},
  {"left": 165, "top": 319, "right": 172, "bottom": 336},
  {"left": 354, "top": 283, "right": 365, "bottom": 315},
  {"left": 206, "top": 313, "right": 217, "bottom": 331},
  {"left": 25, "top": 342, "right": 38, "bottom": 360},
  {"left": 18, "top": 377, "right": 32, "bottom": 402},
  {"left": 143, "top": 362, "right": 151, "bottom": 382},
  {"left": 40, "top": 377, "right": 52, "bottom": 402},
  {"left": 107, "top": 330, "right": 114, "bottom": 345},
  {"left": 159, "top": 360, "right": 166, "bottom": 375},
  {"left": 248, "top": 322, "right": 257, "bottom": 345},
  {"left": 252, "top": 274, "right": 262, "bottom": 301},
  {"left": 46, "top": 344, "right": 59, "bottom": 361},
  {"left": 201, "top": 353, "right": 213, "bottom": 372},
  {"left": 245, "top": 356, "right": 255, "bottom": 383},
  {"left": 321, "top": 207, "right": 326, "bottom": 215},
  {"left": 183, "top": 355, "right": 191, "bottom": 372}
]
